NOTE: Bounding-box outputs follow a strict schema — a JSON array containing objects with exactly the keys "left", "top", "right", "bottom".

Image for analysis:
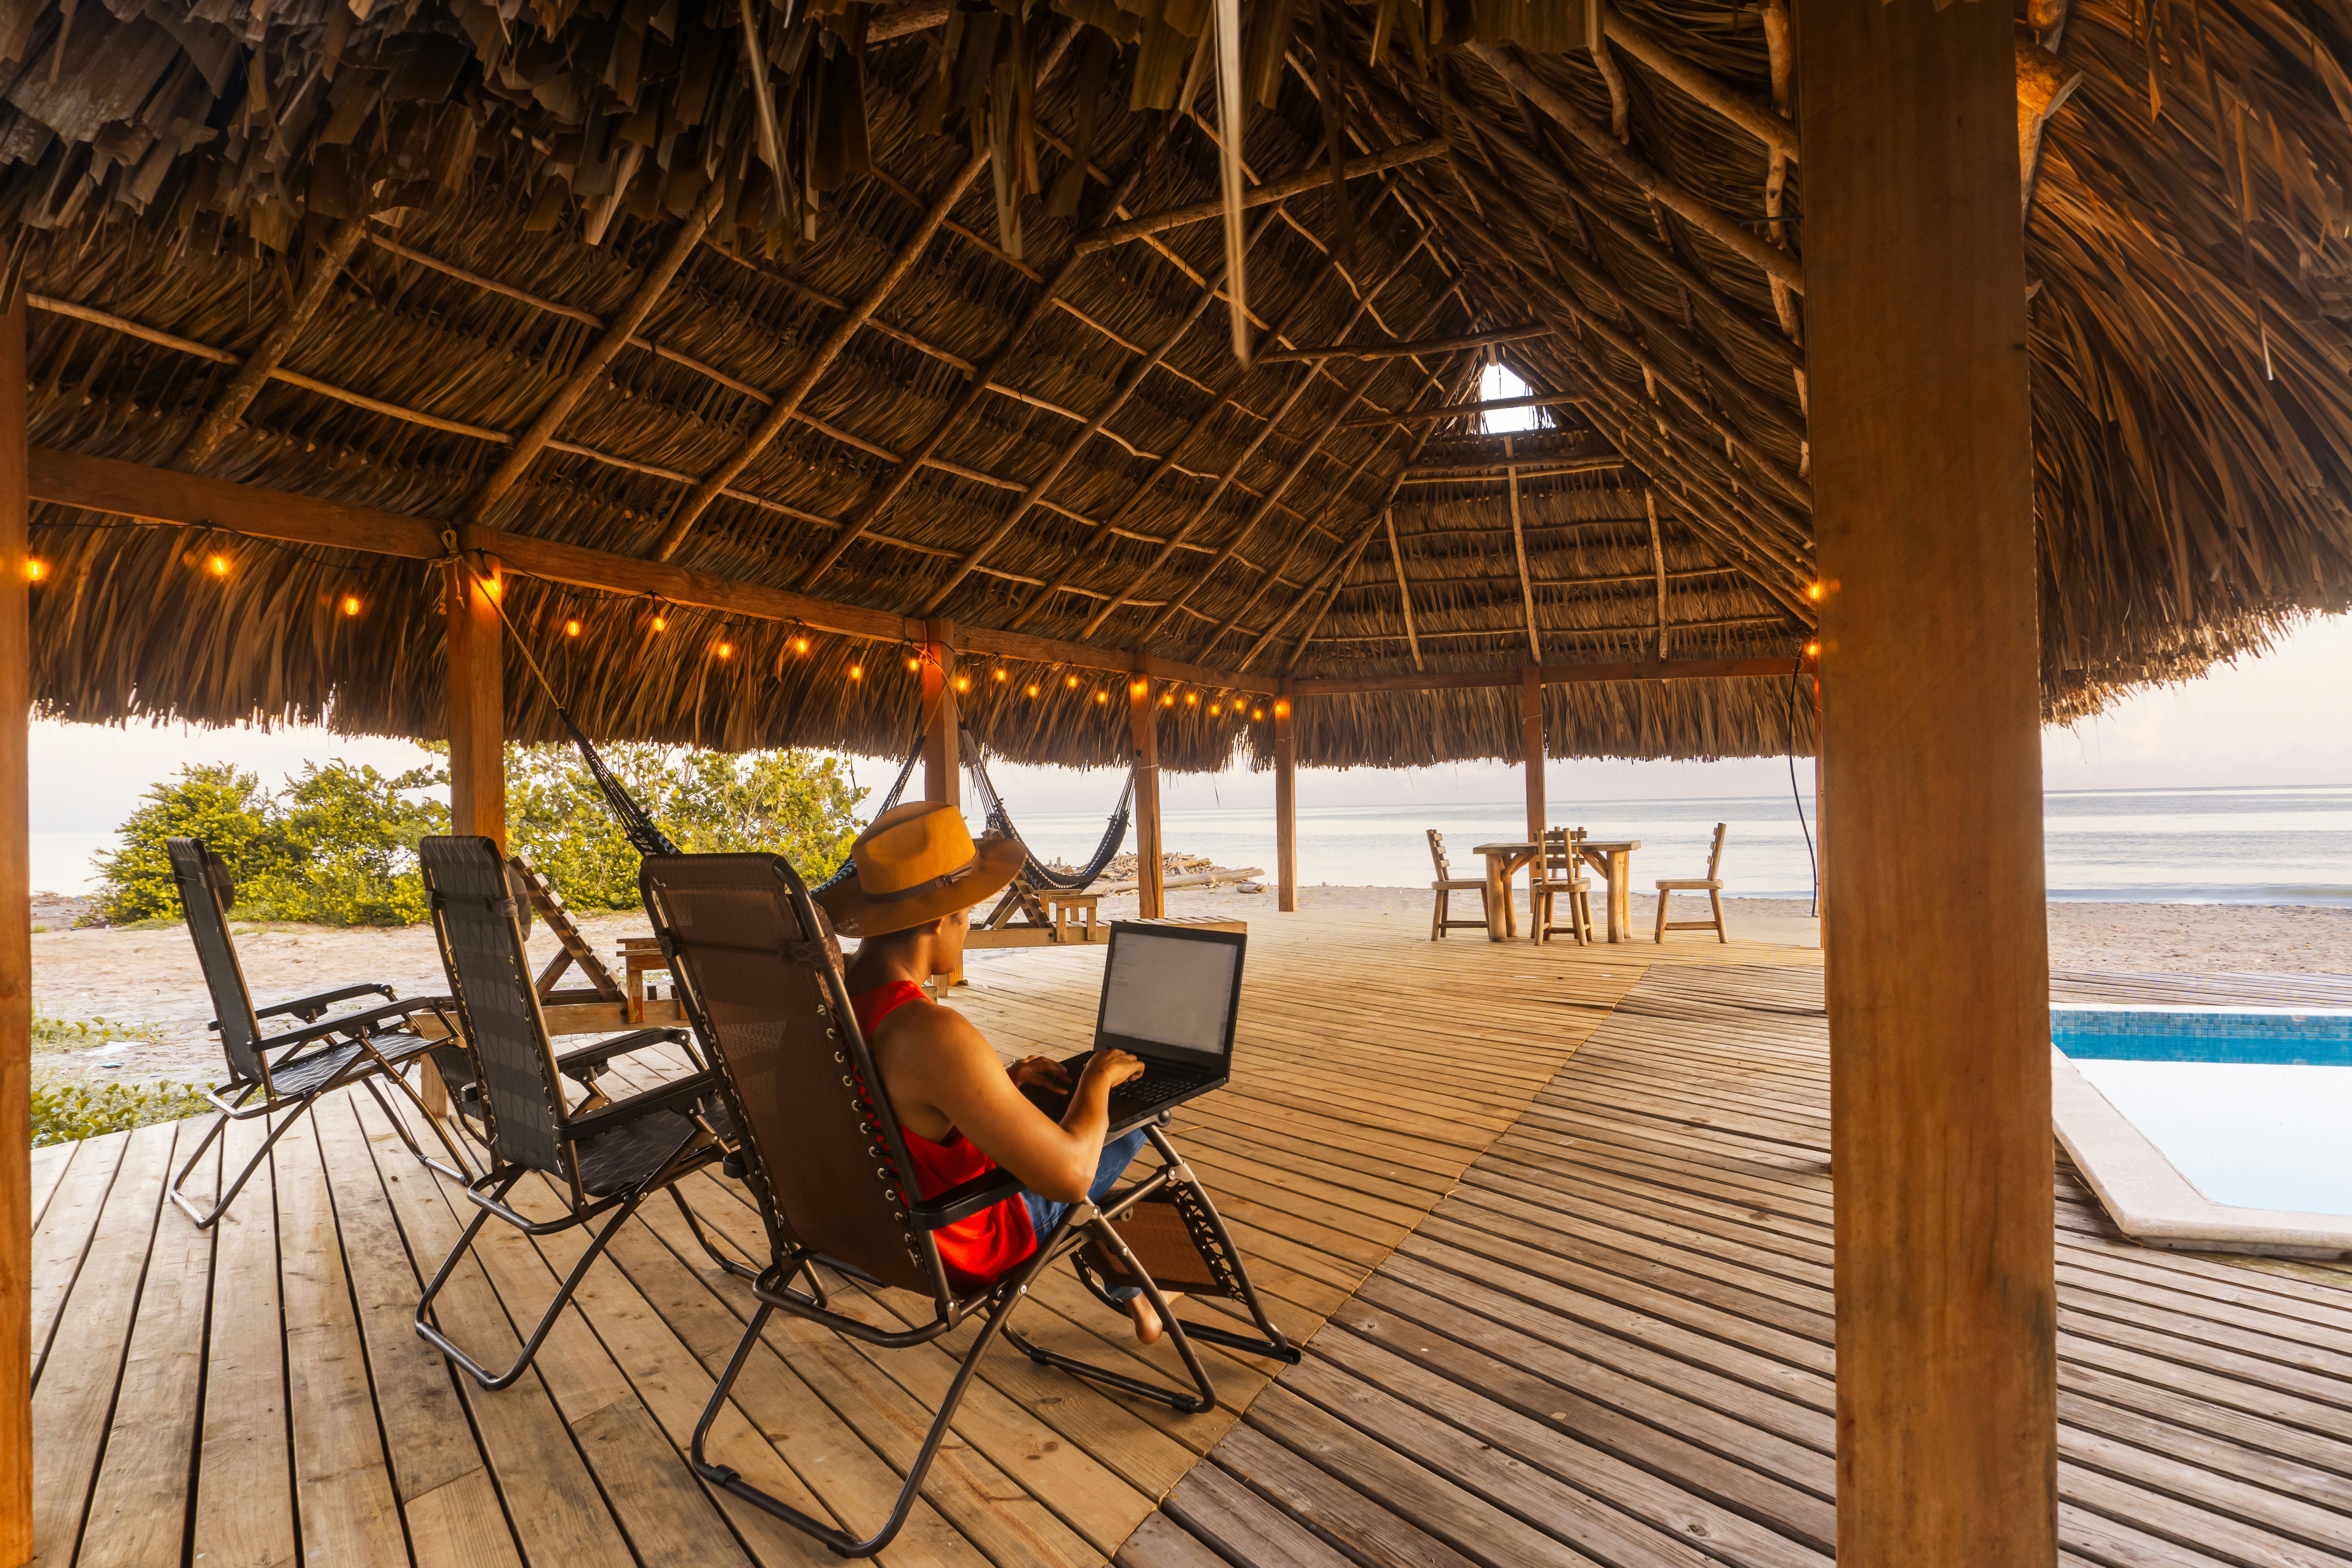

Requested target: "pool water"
[{"left": 2054, "top": 1007, "right": 2352, "bottom": 1215}]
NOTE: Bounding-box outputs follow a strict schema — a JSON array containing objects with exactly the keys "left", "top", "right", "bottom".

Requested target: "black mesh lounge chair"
[
  {"left": 163, "top": 836, "right": 471, "bottom": 1227},
  {"left": 639, "top": 851, "right": 1296, "bottom": 1559},
  {"left": 411, "top": 834, "right": 736, "bottom": 1391}
]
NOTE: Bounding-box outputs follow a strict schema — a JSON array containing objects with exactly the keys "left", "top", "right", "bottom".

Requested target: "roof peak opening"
[{"left": 1480, "top": 362, "right": 1550, "bottom": 434}]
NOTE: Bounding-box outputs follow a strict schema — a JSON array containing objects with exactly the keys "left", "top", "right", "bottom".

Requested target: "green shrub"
[
  {"left": 508, "top": 744, "right": 866, "bottom": 910},
  {"left": 259, "top": 762, "right": 449, "bottom": 926},
  {"left": 88, "top": 764, "right": 292, "bottom": 925},
  {"left": 30, "top": 1074, "right": 213, "bottom": 1147},
  {"left": 32, "top": 1009, "right": 165, "bottom": 1054}
]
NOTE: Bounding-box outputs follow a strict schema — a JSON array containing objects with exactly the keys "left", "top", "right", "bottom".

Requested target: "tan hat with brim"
[{"left": 817, "top": 800, "right": 1028, "bottom": 939}]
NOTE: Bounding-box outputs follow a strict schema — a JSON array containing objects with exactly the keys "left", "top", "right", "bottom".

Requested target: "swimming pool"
[{"left": 2053, "top": 1006, "right": 2352, "bottom": 1215}]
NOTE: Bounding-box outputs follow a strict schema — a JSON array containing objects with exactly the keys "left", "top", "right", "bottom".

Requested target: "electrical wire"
[{"left": 1788, "top": 659, "right": 1819, "bottom": 918}]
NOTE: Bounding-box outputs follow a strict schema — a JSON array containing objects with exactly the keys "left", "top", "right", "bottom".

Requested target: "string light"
[
  {"left": 1025, "top": 681, "right": 1040, "bottom": 697},
  {"left": 1185, "top": 692, "right": 1198, "bottom": 707},
  {"left": 1208, "top": 703, "right": 1221, "bottom": 716},
  {"left": 953, "top": 673, "right": 970, "bottom": 693},
  {"left": 1129, "top": 678, "right": 1147, "bottom": 698},
  {"left": 716, "top": 641, "right": 734, "bottom": 659},
  {"left": 1805, "top": 641, "right": 1821, "bottom": 659},
  {"left": 1094, "top": 689, "right": 1107, "bottom": 704},
  {"left": 342, "top": 594, "right": 363, "bottom": 617},
  {"left": 849, "top": 662, "right": 864, "bottom": 681},
  {"left": 1251, "top": 706, "right": 1266, "bottom": 721},
  {"left": 24, "top": 558, "right": 48, "bottom": 582},
  {"left": 651, "top": 613, "right": 668, "bottom": 632},
  {"left": 1274, "top": 700, "right": 1290, "bottom": 718},
  {"left": 207, "top": 553, "right": 231, "bottom": 578},
  {"left": 565, "top": 618, "right": 582, "bottom": 637},
  {"left": 1065, "top": 673, "right": 1080, "bottom": 689},
  {"left": 906, "top": 654, "right": 921, "bottom": 672},
  {"left": 793, "top": 634, "right": 810, "bottom": 655},
  {"left": 1160, "top": 693, "right": 1175, "bottom": 707},
  {"left": 993, "top": 667, "right": 1008, "bottom": 682},
  {"left": 1805, "top": 582, "right": 1825, "bottom": 602}
]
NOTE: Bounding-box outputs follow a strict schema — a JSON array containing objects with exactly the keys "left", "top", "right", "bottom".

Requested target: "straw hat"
[{"left": 817, "top": 801, "right": 1027, "bottom": 939}]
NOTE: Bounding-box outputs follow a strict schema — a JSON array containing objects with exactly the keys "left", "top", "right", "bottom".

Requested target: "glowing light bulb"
[
  {"left": 1129, "top": 679, "right": 1147, "bottom": 698},
  {"left": 716, "top": 641, "right": 734, "bottom": 659},
  {"left": 207, "top": 554, "right": 230, "bottom": 577},
  {"left": 1065, "top": 674, "right": 1080, "bottom": 689},
  {"left": 1185, "top": 692, "right": 1198, "bottom": 706},
  {"left": 850, "top": 663, "right": 864, "bottom": 680},
  {"left": 1274, "top": 700, "right": 1290, "bottom": 718},
  {"left": 954, "top": 674, "right": 970, "bottom": 692},
  {"left": 1251, "top": 707, "right": 1265, "bottom": 721},
  {"left": 565, "top": 619, "right": 582, "bottom": 637},
  {"left": 342, "top": 595, "right": 362, "bottom": 617},
  {"left": 907, "top": 655, "right": 921, "bottom": 672},
  {"left": 1160, "top": 693, "right": 1174, "bottom": 707},
  {"left": 993, "top": 667, "right": 1007, "bottom": 682},
  {"left": 24, "top": 558, "right": 47, "bottom": 582},
  {"left": 1025, "top": 682, "right": 1039, "bottom": 697},
  {"left": 1208, "top": 703, "right": 1221, "bottom": 716},
  {"left": 1806, "top": 582, "right": 1825, "bottom": 602},
  {"left": 1805, "top": 641, "right": 1821, "bottom": 658},
  {"left": 793, "top": 635, "right": 810, "bottom": 654},
  {"left": 1094, "top": 690, "right": 1107, "bottom": 704},
  {"left": 652, "top": 614, "right": 668, "bottom": 632}
]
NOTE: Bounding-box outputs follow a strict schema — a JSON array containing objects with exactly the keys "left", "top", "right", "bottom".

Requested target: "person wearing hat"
[{"left": 822, "top": 802, "right": 1172, "bottom": 1344}]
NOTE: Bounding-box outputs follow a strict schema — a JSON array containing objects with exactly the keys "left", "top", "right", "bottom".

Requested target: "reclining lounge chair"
[
  {"left": 164, "top": 836, "right": 470, "bottom": 1226},
  {"left": 639, "top": 851, "right": 1296, "bottom": 1559},
  {"left": 410, "top": 834, "right": 735, "bottom": 1390}
]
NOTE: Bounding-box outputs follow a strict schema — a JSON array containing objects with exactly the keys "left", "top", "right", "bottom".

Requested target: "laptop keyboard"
[{"left": 1020, "top": 1060, "right": 1211, "bottom": 1123}]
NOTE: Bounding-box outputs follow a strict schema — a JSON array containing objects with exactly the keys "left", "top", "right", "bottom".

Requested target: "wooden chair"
[
  {"left": 1531, "top": 827, "right": 1595, "bottom": 945},
  {"left": 1654, "top": 823, "right": 1731, "bottom": 943},
  {"left": 1427, "top": 830, "right": 1488, "bottom": 940}
]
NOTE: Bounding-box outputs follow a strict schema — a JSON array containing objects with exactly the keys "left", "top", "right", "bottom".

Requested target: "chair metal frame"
[
  {"left": 641, "top": 852, "right": 1295, "bottom": 1559},
  {"left": 1426, "top": 829, "right": 1489, "bottom": 939},
  {"left": 162, "top": 836, "right": 472, "bottom": 1228},
  {"left": 1654, "top": 822, "right": 1731, "bottom": 944},
  {"left": 409, "top": 835, "right": 737, "bottom": 1391}
]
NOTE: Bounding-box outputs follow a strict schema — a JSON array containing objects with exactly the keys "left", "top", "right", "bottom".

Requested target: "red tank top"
[{"left": 852, "top": 980, "right": 1038, "bottom": 1289}]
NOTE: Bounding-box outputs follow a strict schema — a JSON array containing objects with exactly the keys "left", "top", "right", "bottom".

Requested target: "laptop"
[{"left": 1019, "top": 921, "right": 1247, "bottom": 1133}]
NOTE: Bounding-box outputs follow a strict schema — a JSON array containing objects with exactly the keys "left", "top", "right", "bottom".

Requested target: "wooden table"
[{"left": 1472, "top": 838, "right": 1643, "bottom": 944}]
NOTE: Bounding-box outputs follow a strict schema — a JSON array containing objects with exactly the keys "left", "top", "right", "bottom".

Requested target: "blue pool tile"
[{"left": 2053, "top": 1008, "right": 2352, "bottom": 1067}]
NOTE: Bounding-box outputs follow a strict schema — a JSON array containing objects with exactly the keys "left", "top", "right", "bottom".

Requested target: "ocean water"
[
  {"left": 29, "top": 784, "right": 2351, "bottom": 908},
  {"left": 1000, "top": 784, "right": 2352, "bottom": 905}
]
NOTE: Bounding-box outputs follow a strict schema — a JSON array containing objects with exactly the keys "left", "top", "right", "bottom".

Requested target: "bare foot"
[{"left": 1124, "top": 1292, "right": 1183, "bottom": 1345}]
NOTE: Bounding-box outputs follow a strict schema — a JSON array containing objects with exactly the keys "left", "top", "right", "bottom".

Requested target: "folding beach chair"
[
  {"left": 411, "top": 835, "right": 736, "bottom": 1390},
  {"left": 163, "top": 836, "right": 470, "bottom": 1227},
  {"left": 639, "top": 851, "right": 1298, "bottom": 1559}
]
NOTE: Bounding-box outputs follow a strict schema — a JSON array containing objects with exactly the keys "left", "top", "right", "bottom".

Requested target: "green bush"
[
  {"left": 89, "top": 764, "right": 292, "bottom": 925},
  {"left": 31, "top": 1074, "right": 213, "bottom": 1147},
  {"left": 508, "top": 744, "right": 866, "bottom": 910},
  {"left": 32, "top": 1009, "right": 165, "bottom": 1053}
]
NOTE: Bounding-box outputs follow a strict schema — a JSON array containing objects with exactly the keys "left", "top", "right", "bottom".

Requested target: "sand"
[{"left": 27, "top": 884, "right": 2352, "bottom": 1086}]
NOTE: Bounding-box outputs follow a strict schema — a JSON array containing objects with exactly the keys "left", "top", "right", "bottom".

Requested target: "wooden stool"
[
  {"left": 617, "top": 937, "right": 670, "bottom": 1023},
  {"left": 1045, "top": 892, "right": 1102, "bottom": 943}
]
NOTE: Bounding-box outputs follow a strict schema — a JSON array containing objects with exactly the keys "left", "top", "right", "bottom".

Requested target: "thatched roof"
[{"left": 9, "top": 0, "right": 2349, "bottom": 769}]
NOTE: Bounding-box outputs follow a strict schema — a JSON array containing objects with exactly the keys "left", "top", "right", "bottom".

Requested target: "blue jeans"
[{"left": 1023, "top": 1128, "right": 1149, "bottom": 1299}]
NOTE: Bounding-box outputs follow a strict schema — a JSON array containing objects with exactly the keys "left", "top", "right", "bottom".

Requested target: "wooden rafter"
[
  {"left": 653, "top": 154, "right": 992, "bottom": 562},
  {"left": 1649, "top": 489, "right": 1669, "bottom": 659},
  {"left": 1506, "top": 435, "right": 1542, "bottom": 663},
  {"left": 1341, "top": 391, "right": 1580, "bottom": 429},
  {"left": 174, "top": 220, "right": 367, "bottom": 472},
  {"left": 1074, "top": 139, "right": 1446, "bottom": 253},
  {"left": 1254, "top": 323, "right": 1546, "bottom": 364},
  {"left": 465, "top": 183, "right": 725, "bottom": 527},
  {"left": 920, "top": 203, "right": 1283, "bottom": 616},
  {"left": 1600, "top": 11, "right": 1797, "bottom": 161},
  {"left": 1384, "top": 507, "right": 1423, "bottom": 670},
  {"left": 1288, "top": 655, "right": 1804, "bottom": 696}
]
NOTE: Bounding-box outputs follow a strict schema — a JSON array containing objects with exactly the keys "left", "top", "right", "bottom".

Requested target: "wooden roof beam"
[
  {"left": 23, "top": 448, "right": 1287, "bottom": 694},
  {"left": 1290, "top": 655, "right": 1806, "bottom": 696},
  {"left": 1342, "top": 391, "right": 1582, "bottom": 429},
  {"left": 1399, "top": 459, "right": 1623, "bottom": 481},
  {"left": 1468, "top": 43, "right": 1802, "bottom": 294},
  {"left": 1599, "top": 12, "right": 1797, "bottom": 162},
  {"left": 174, "top": 220, "right": 368, "bottom": 472},
  {"left": 1255, "top": 323, "right": 1548, "bottom": 364},
  {"left": 1074, "top": 139, "right": 1447, "bottom": 253},
  {"left": 465, "top": 184, "right": 725, "bottom": 527}
]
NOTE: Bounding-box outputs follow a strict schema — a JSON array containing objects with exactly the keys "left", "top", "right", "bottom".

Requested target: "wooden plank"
[
  {"left": 274, "top": 1116, "right": 407, "bottom": 1568},
  {"left": 1, "top": 278, "right": 29, "bottom": 1568},
  {"left": 29, "top": 1125, "right": 176, "bottom": 1564},
  {"left": 1796, "top": 1, "right": 2053, "bottom": 1561},
  {"left": 25, "top": 1132, "right": 129, "bottom": 1383},
  {"left": 73, "top": 1122, "right": 215, "bottom": 1568},
  {"left": 190, "top": 1113, "right": 297, "bottom": 1568}
]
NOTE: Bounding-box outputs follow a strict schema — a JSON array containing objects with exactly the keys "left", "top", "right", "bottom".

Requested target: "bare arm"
[{"left": 872, "top": 1002, "right": 1142, "bottom": 1204}]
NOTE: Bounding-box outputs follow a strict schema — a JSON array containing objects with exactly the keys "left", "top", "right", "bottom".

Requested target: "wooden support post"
[
  {"left": 1799, "top": 2, "right": 2054, "bottom": 1563},
  {"left": 1521, "top": 665, "right": 1546, "bottom": 842},
  {"left": 446, "top": 556, "right": 506, "bottom": 849},
  {"left": 0, "top": 269, "right": 33, "bottom": 1568},
  {"left": 1273, "top": 685, "right": 1297, "bottom": 913},
  {"left": 1129, "top": 668, "right": 1164, "bottom": 919},
  {"left": 921, "top": 618, "right": 959, "bottom": 815}
]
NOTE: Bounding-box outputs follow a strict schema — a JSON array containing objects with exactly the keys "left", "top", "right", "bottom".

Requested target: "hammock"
[
  {"left": 561, "top": 710, "right": 681, "bottom": 858},
  {"left": 810, "top": 725, "right": 924, "bottom": 897},
  {"left": 962, "top": 727, "right": 1134, "bottom": 893}
]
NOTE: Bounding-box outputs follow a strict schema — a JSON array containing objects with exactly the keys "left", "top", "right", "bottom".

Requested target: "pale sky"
[{"left": 24, "top": 611, "right": 2350, "bottom": 893}]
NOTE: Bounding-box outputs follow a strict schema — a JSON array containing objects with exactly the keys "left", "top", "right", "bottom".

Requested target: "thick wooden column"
[
  {"left": 446, "top": 555, "right": 506, "bottom": 848},
  {"left": 1520, "top": 665, "right": 1545, "bottom": 840},
  {"left": 1799, "top": 3, "right": 2055, "bottom": 1564},
  {"left": 1129, "top": 670, "right": 1164, "bottom": 918},
  {"left": 920, "top": 617, "right": 959, "bottom": 814},
  {"left": 1, "top": 271, "right": 33, "bottom": 1568},
  {"left": 1273, "top": 685, "right": 1297, "bottom": 913}
]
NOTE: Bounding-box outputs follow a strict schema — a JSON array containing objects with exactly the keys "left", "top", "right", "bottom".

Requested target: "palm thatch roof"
[{"left": 7, "top": 0, "right": 2348, "bottom": 769}]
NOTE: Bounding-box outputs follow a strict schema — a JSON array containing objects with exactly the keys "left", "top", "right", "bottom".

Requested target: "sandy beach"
[{"left": 27, "top": 879, "right": 2352, "bottom": 1087}]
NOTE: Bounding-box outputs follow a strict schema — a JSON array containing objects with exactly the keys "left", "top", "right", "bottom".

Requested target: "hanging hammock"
[
  {"left": 809, "top": 724, "right": 924, "bottom": 897},
  {"left": 962, "top": 727, "right": 1134, "bottom": 893}
]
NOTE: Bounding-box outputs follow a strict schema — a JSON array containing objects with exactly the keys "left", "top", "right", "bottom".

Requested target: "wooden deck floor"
[
  {"left": 1127, "top": 960, "right": 2352, "bottom": 1568},
  {"left": 30, "top": 916, "right": 2350, "bottom": 1567},
  {"left": 23, "top": 911, "right": 1815, "bottom": 1567}
]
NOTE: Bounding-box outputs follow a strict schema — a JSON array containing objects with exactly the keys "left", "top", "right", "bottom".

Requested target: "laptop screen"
[{"left": 1094, "top": 925, "right": 1245, "bottom": 1071}]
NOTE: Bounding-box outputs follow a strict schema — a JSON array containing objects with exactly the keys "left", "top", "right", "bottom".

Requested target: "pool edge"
[{"left": 2049, "top": 1047, "right": 2352, "bottom": 1261}]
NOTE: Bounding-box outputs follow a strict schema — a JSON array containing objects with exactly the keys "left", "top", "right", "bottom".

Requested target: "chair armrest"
[
  {"left": 910, "top": 1169, "right": 1025, "bottom": 1232},
  {"left": 255, "top": 997, "right": 451, "bottom": 1055},
  {"left": 559, "top": 1070, "right": 722, "bottom": 1144},
  {"left": 252, "top": 982, "right": 397, "bottom": 1026},
  {"left": 553, "top": 1028, "right": 692, "bottom": 1082}
]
